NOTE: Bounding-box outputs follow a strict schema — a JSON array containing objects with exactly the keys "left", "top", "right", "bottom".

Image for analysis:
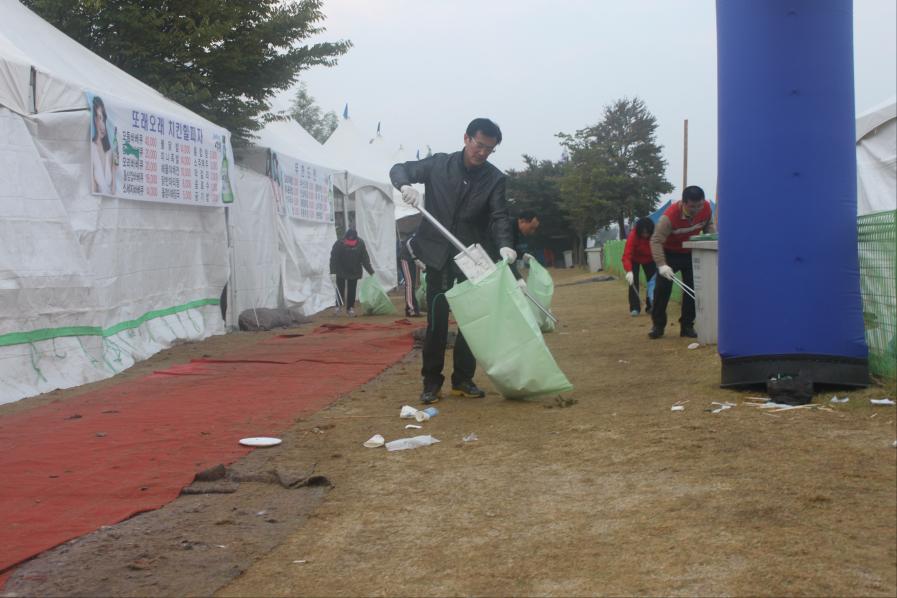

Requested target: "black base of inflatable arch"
[{"left": 721, "top": 354, "right": 869, "bottom": 388}]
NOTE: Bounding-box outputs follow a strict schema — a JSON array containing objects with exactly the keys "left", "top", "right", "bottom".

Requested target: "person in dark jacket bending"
[
  {"left": 329, "top": 228, "right": 374, "bottom": 317},
  {"left": 390, "top": 117, "right": 515, "bottom": 405}
]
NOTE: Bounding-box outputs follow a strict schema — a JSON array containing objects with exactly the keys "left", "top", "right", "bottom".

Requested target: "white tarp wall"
[
  {"left": 856, "top": 98, "right": 897, "bottom": 216},
  {"left": 230, "top": 165, "right": 281, "bottom": 321},
  {"left": 232, "top": 163, "right": 338, "bottom": 319},
  {"left": 232, "top": 135, "right": 339, "bottom": 318},
  {"left": 0, "top": 0, "right": 228, "bottom": 405}
]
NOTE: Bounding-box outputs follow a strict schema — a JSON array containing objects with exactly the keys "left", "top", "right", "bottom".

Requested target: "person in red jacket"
[
  {"left": 649, "top": 186, "right": 716, "bottom": 339},
  {"left": 622, "top": 217, "right": 656, "bottom": 316}
]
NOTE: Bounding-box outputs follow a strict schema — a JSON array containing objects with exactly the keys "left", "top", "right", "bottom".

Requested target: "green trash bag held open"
[
  {"left": 358, "top": 275, "right": 397, "bottom": 315},
  {"left": 525, "top": 259, "right": 556, "bottom": 333},
  {"left": 445, "top": 262, "right": 572, "bottom": 399}
]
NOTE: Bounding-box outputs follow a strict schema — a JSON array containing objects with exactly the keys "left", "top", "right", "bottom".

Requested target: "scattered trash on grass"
[
  {"left": 399, "top": 405, "right": 437, "bottom": 422},
  {"left": 292, "top": 559, "right": 308, "bottom": 564},
  {"left": 617, "top": 359, "right": 629, "bottom": 364},
  {"left": 830, "top": 396, "right": 850, "bottom": 404},
  {"left": 671, "top": 405, "right": 685, "bottom": 412},
  {"left": 239, "top": 437, "right": 282, "bottom": 447},
  {"left": 385, "top": 435, "right": 440, "bottom": 452},
  {"left": 709, "top": 401, "right": 737, "bottom": 414},
  {"left": 463, "top": 433, "right": 478, "bottom": 442},
  {"left": 404, "top": 424, "right": 422, "bottom": 430},
  {"left": 363, "top": 434, "right": 385, "bottom": 448},
  {"left": 892, "top": 440, "right": 896, "bottom": 448},
  {"left": 687, "top": 342, "right": 700, "bottom": 350},
  {"left": 870, "top": 398, "right": 896, "bottom": 406}
]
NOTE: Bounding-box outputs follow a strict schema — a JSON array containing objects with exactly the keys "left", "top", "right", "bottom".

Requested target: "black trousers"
[
  {"left": 422, "top": 264, "right": 475, "bottom": 390},
  {"left": 335, "top": 276, "right": 358, "bottom": 308},
  {"left": 628, "top": 261, "right": 657, "bottom": 312},
  {"left": 651, "top": 251, "right": 695, "bottom": 330}
]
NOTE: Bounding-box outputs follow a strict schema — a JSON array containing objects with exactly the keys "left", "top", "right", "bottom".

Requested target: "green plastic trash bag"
[
  {"left": 358, "top": 276, "right": 397, "bottom": 315},
  {"left": 415, "top": 275, "right": 428, "bottom": 312},
  {"left": 525, "top": 260, "right": 556, "bottom": 333},
  {"left": 445, "top": 262, "right": 573, "bottom": 399}
]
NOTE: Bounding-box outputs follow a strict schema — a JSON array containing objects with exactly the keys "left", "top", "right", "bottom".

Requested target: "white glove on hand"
[
  {"left": 659, "top": 265, "right": 675, "bottom": 280},
  {"left": 625, "top": 271, "right": 634, "bottom": 286},
  {"left": 414, "top": 259, "right": 426, "bottom": 272},
  {"left": 516, "top": 278, "right": 527, "bottom": 290},
  {"left": 400, "top": 185, "right": 420, "bottom": 208},
  {"left": 499, "top": 247, "right": 517, "bottom": 264},
  {"left": 522, "top": 253, "right": 535, "bottom": 266}
]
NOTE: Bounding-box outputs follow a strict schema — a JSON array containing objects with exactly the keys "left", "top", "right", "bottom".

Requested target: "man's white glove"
[
  {"left": 659, "top": 265, "right": 675, "bottom": 280},
  {"left": 625, "top": 271, "right": 634, "bottom": 286},
  {"left": 522, "top": 253, "right": 535, "bottom": 266},
  {"left": 516, "top": 278, "right": 527, "bottom": 290},
  {"left": 400, "top": 185, "right": 420, "bottom": 208},
  {"left": 499, "top": 247, "right": 517, "bottom": 264},
  {"left": 414, "top": 259, "right": 426, "bottom": 272}
]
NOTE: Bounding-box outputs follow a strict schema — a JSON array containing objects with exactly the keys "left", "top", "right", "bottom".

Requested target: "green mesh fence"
[
  {"left": 858, "top": 210, "right": 897, "bottom": 380},
  {"left": 603, "top": 240, "right": 682, "bottom": 302}
]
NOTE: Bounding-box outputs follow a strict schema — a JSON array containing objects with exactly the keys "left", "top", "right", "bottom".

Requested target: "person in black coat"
[
  {"left": 390, "top": 117, "right": 514, "bottom": 404},
  {"left": 329, "top": 229, "right": 374, "bottom": 317}
]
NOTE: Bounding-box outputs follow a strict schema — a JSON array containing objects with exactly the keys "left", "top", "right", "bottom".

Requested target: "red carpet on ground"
[{"left": 0, "top": 321, "right": 417, "bottom": 579}]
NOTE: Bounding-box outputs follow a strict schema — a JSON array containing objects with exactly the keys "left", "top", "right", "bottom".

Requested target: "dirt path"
[{"left": 5, "top": 269, "right": 896, "bottom": 597}]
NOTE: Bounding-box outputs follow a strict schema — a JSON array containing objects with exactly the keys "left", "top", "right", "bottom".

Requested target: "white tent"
[
  {"left": 856, "top": 98, "right": 897, "bottom": 216},
  {"left": 322, "top": 116, "right": 398, "bottom": 290},
  {"left": 230, "top": 119, "right": 341, "bottom": 321},
  {"left": 0, "top": 0, "right": 229, "bottom": 404}
]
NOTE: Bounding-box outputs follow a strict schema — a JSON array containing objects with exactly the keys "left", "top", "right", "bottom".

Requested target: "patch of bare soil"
[{"left": 4, "top": 268, "right": 896, "bottom": 597}]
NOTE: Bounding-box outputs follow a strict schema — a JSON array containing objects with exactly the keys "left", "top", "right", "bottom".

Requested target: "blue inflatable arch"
[{"left": 716, "top": 0, "right": 868, "bottom": 386}]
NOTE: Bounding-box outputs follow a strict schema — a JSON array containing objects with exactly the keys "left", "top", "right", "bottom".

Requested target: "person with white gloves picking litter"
[
  {"left": 622, "top": 217, "right": 656, "bottom": 317},
  {"left": 648, "top": 185, "right": 715, "bottom": 339},
  {"left": 389, "top": 118, "right": 514, "bottom": 405}
]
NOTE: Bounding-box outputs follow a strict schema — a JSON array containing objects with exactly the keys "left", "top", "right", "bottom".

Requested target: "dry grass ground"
[{"left": 5, "top": 268, "right": 896, "bottom": 597}]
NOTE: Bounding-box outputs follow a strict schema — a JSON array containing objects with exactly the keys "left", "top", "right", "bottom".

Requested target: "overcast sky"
[{"left": 277, "top": 0, "right": 897, "bottom": 199}]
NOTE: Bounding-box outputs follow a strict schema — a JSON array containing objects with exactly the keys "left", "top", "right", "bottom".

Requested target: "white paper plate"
[{"left": 239, "top": 437, "right": 282, "bottom": 447}]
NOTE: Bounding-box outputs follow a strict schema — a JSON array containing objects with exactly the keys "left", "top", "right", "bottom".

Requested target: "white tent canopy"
[
  {"left": 229, "top": 115, "right": 400, "bottom": 320},
  {"left": 231, "top": 119, "right": 340, "bottom": 320},
  {"left": 856, "top": 97, "right": 897, "bottom": 216},
  {"left": 0, "top": 0, "right": 228, "bottom": 405},
  {"left": 321, "top": 116, "right": 399, "bottom": 290}
]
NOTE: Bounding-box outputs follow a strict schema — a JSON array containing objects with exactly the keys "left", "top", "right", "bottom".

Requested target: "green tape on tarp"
[{"left": 0, "top": 298, "right": 220, "bottom": 348}]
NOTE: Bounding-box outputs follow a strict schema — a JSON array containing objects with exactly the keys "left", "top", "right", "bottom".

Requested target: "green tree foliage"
[
  {"left": 558, "top": 97, "right": 672, "bottom": 240},
  {"left": 23, "top": 0, "right": 351, "bottom": 143},
  {"left": 289, "top": 81, "right": 338, "bottom": 143},
  {"left": 505, "top": 155, "right": 570, "bottom": 242}
]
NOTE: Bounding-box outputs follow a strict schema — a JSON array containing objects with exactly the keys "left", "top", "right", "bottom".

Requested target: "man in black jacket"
[{"left": 390, "top": 118, "right": 515, "bottom": 405}]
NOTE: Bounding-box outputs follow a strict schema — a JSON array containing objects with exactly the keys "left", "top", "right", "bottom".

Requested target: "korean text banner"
[
  {"left": 86, "top": 92, "right": 236, "bottom": 207},
  {"left": 267, "top": 150, "right": 334, "bottom": 223}
]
